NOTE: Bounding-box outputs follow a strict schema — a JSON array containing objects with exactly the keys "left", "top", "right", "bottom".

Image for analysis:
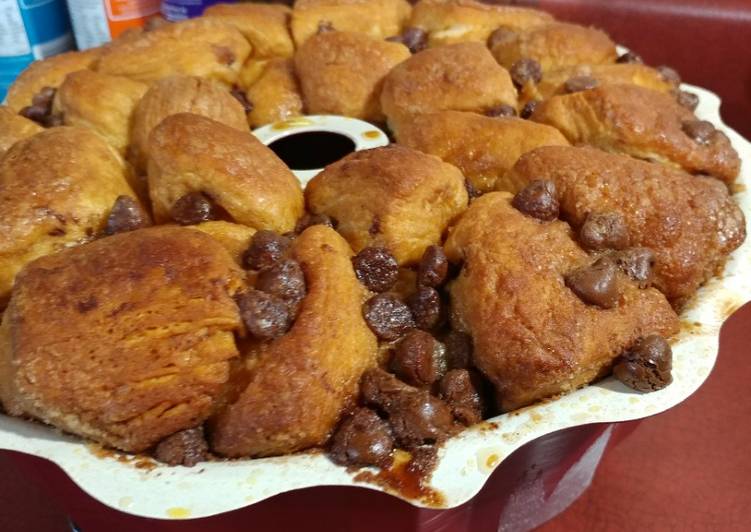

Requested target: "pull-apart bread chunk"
[
  {"left": 203, "top": 2, "right": 294, "bottom": 59},
  {"left": 148, "top": 113, "right": 303, "bottom": 232},
  {"left": 306, "top": 146, "right": 468, "bottom": 265},
  {"left": 0, "top": 106, "right": 42, "bottom": 156},
  {"left": 444, "top": 192, "right": 679, "bottom": 410},
  {"left": 381, "top": 42, "right": 517, "bottom": 133},
  {"left": 505, "top": 146, "right": 746, "bottom": 303},
  {"left": 395, "top": 110, "right": 568, "bottom": 192},
  {"left": 531, "top": 83, "right": 741, "bottom": 183},
  {"left": 209, "top": 226, "right": 378, "bottom": 457},
  {"left": 294, "top": 31, "right": 411, "bottom": 122},
  {"left": 96, "top": 18, "right": 250, "bottom": 86},
  {"left": 0, "top": 127, "right": 139, "bottom": 307},
  {"left": 0, "top": 227, "right": 244, "bottom": 452},
  {"left": 408, "top": 0, "right": 553, "bottom": 48},
  {"left": 291, "top": 0, "right": 412, "bottom": 47},
  {"left": 244, "top": 59, "right": 304, "bottom": 128}
]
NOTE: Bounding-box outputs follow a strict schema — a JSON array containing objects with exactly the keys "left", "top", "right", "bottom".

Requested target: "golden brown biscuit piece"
[
  {"left": 381, "top": 42, "right": 517, "bottom": 133},
  {"left": 519, "top": 63, "right": 674, "bottom": 106},
  {"left": 291, "top": 0, "right": 412, "bottom": 47},
  {"left": 245, "top": 59, "right": 304, "bottom": 128},
  {"left": 490, "top": 22, "right": 616, "bottom": 73},
  {"left": 209, "top": 225, "right": 378, "bottom": 457},
  {"left": 409, "top": 0, "right": 553, "bottom": 47},
  {"left": 396, "top": 110, "right": 569, "bottom": 192},
  {"left": 444, "top": 192, "right": 679, "bottom": 410},
  {"left": 0, "top": 127, "right": 138, "bottom": 307},
  {"left": 203, "top": 3, "right": 294, "bottom": 59},
  {"left": 295, "top": 31, "right": 410, "bottom": 122},
  {"left": 0, "top": 226, "right": 243, "bottom": 452},
  {"left": 53, "top": 70, "right": 148, "bottom": 155},
  {"left": 188, "top": 221, "right": 256, "bottom": 266},
  {"left": 129, "top": 75, "right": 248, "bottom": 174},
  {"left": 96, "top": 18, "right": 250, "bottom": 86},
  {"left": 148, "top": 113, "right": 303, "bottom": 232},
  {"left": 5, "top": 49, "right": 101, "bottom": 111},
  {"left": 0, "top": 106, "right": 42, "bottom": 156},
  {"left": 505, "top": 145, "right": 746, "bottom": 303},
  {"left": 306, "top": 145, "right": 468, "bottom": 264},
  {"left": 531, "top": 83, "right": 741, "bottom": 183}
]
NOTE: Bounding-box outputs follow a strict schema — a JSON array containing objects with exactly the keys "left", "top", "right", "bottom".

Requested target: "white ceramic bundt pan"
[{"left": 0, "top": 82, "right": 749, "bottom": 520}]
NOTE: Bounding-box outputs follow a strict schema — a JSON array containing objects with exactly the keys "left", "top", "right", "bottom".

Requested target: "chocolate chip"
[
  {"left": 329, "top": 408, "right": 394, "bottom": 468},
  {"left": 212, "top": 45, "right": 236, "bottom": 65},
  {"left": 390, "top": 330, "right": 447, "bottom": 387},
  {"left": 579, "top": 212, "right": 629, "bottom": 251},
  {"left": 362, "top": 294, "right": 415, "bottom": 341},
  {"left": 487, "top": 26, "right": 517, "bottom": 50},
  {"left": 657, "top": 65, "right": 681, "bottom": 87},
  {"left": 682, "top": 119, "right": 715, "bottom": 145},
  {"left": 43, "top": 113, "right": 63, "bottom": 127},
  {"left": 616, "top": 51, "right": 643, "bottom": 64},
  {"left": 512, "top": 180, "right": 559, "bottom": 221},
  {"left": 676, "top": 91, "right": 699, "bottom": 111},
  {"left": 613, "top": 247, "right": 655, "bottom": 288},
  {"left": 520, "top": 100, "right": 539, "bottom": 119},
  {"left": 564, "top": 75, "right": 598, "bottom": 93},
  {"left": 613, "top": 335, "right": 672, "bottom": 392},
  {"left": 439, "top": 369, "right": 484, "bottom": 426},
  {"left": 295, "top": 212, "right": 336, "bottom": 233},
  {"left": 352, "top": 247, "right": 398, "bottom": 293},
  {"left": 317, "top": 20, "right": 334, "bottom": 34},
  {"left": 230, "top": 86, "right": 253, "bottom": 113},
  {"left": 19, "top": 105, "right": 48, "bottom": 124},
  {"left": 170, "top": 192, "right": 218, "bottom": 225},
  {"left": 465, "top": 180, "right": 482, "bottom": 200},
  {"left": 255, "top": 258, "right": 307, "bottom": 315},
  {"left": 243, "top": 230, "right": 291, "bottom": 271},
  {"left": 31, "top": 86, "right": 56, "bottom": 108},
  {"left": 21, "top": 86, "right": 58, "bottom": 127},
  {"left": 485, "top": 104, "right": 516, "bottom": 118},
  {"left": 407, "top": 286, "right": 442, "bottom": 330},
  {"left": 509, "top": 58, "right": 542, "bottom": 88},
  {"left": 153, "top": 427, "right": 209, "bottom": 467},
  {"left": 104, "top": 196, "right": 150, "bottom": 235},
  {"left": 565, "top": 257, "right": 621, "bottom": 309},
  {"left": 387, "top": 27, "right": 427, "bottom": 54},
  {"left": 442, "top": 330, "right": 472, "bottom": 369},
  {"left": 236, "top": 289, "right": 292, "bottom": 340}
]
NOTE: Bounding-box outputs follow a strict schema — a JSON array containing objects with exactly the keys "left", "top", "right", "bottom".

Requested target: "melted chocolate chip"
[
  {"left": 352, "top": 247, "right": 399, "bottom": 293},
  {"left": 295, "top": 212, "right": 336, "bottom": 233},
  {"left": 362, "top": 294, "right": 415, "bottom": 341},
  {"left": 579, "top": 212, "right": 629, "bottom": 251},
  {"left": 212, "top": 45, "right": 236, "bottom": 65},
  {"left": 613, "top": 247, "right": 655, "bottom": 288},
  {"left": 329, "top": 408, "right": 394, "bottom": 468},
  {"left": 439, "top": 369, "right": 484, "bottom": 426},
  {"left": 153, "top": 427, "right": 209, "bottom": 467},
  {"left": 387, "top": 27, "right": 427, "bottom": 54},
  {"left": 31, "top": 86, "right": 56, "bottom": 108},
  {"left": 243, "top": 230, "right": 291, "bottom": 271},
  {"left": 520, "top": 100, "right": 539, "bottom": 119},
  {"left": 170, "top": 192, "right": 218, "bottom": 225},
  {"left": 682, "top": 119, "right": 716, "bottom": 145},
  {"left": 390, "top": 330, "right": 447, "bottom": 387},
  {"left": 512, "top": 180, "right": 559, "bottom": 221},
  {"left": 676, "top": 90, "right": 699, "bottom": 111},
  {"left": 509, "top": 58, "right": 543, "bottom": 88},
  {"left": 407, "top": 286, "right": 442, "bottom": 331},
  {"left": 565, "top": 257, "right": 620, "bottom": 309},
  {"left": 104, "top": 196, "right": 150, "bottom": 235},
  {"left": 230, "top": 86, "right": 254, "bottom": 113},
  {"left": 417, "top": 245, "right": 449, "bottom": 288},
  {"left": 613, "top": 335, "right": 672, "bottom": 392},
  {"left": 487, "top": 26, "right": 517, "bottom": 50},
  {"left": 616, "top": 51, "right": 643, "bottom": 64},
  {"left": 236, "top": 289, "right": 292, "bottom": 340},
  {"left": 20, "top": 86, "right": 59, "bottom": 127},
  {"left": 442, "top": 330, "right": 472, "bottom": 369},
  {"left": 465, "top": 180, "right": 483, "bottom": 200},
  {"left": 485, "top": 104, "right": 517, "bottom": 118},
  {"left": 564, "top": 75, "right": 598, "bottom": 93},
  {"left": 255, "top": 258, "right": 306, "bottom": 315},
  {"left": 657, "top": 65, "right": 681, "bottom": 87}
]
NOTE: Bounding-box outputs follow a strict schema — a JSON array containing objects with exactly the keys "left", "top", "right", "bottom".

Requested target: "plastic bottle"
[
  {"left": 160, "top": 0, "right": 233, "bottom": 22},
  {"left": 0, "top": 0, "right": 75, "bottom": 102},
  {"left": 65, "top": 0, "right": 161, "bottom": 50}
]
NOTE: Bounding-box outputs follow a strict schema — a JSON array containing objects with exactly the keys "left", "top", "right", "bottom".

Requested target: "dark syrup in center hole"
[{"left": 268, "top": 131, "right": 356, "bottom": 170}]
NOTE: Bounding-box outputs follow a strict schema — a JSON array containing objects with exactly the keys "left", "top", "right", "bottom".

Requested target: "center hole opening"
[{"left": 268, "top": 131, "right": 356, "bottom": 170}]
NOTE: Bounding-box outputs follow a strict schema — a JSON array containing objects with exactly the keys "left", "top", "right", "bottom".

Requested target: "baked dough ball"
[
  {"left": 489, "top": 22, "right": 617, "bottom": 73},
  {"left": 0, "top": 106, "right": 42, "bottom": 156},
  {"left": 245, "top": 59, "right": 304, "bottom": 128},
  {"left": 381, "top": 42, "right": 517, "bottom": 133},
  {"left": 294, "top": 31, "right": 411, "bottom": 122},
  {"left": 505, "top": 146, "right": 746, "bottom": 303},
  {"left": 0, "top": 226, "right": 243, "bottom": 452},
  {"left": 188, "top": 221, "right": 256, "bottom": 266},
  {"left": 306, "top": 145, "right": 468, "bottom": 264},
  {"left": 148, "top": 113, "right": 303, "bottom": 232},
  {"left": 129, "top": 75, "right": 248, "bottom": 174},
  {"left": 53, "top": 70, "right": 148, "bottom": 155},
  {"left": 409, "top": 0, "right": 553, "bottom": 48},
  {"left": 531, "top": 83, "right": 741, "bottom": 183},
  {"left": 209, "top": 225, "right": 378, "bottom": 457},
  {"left": 0, "top": 127, "right": 138, "bottom": 308},
  {"left": 396, "top": 110, "right": 569, "bottom": 192},
  {"left": 444, "top": 192, "right": 679, "bottom": 410},
  {"left": 5, "top": 49, "right": 101, "bottom": 111},
  {"left": 203, "top": 3, "right": 294, "bottom": 59},
  {"left": 291, "top": 0, "right": 412, "bottom": 47},
  {"left": 519, "top": 63, "right": 674, "bottom": 106},
  {"left": 96, "top": 18, "right": 250, "bottom": 86}
]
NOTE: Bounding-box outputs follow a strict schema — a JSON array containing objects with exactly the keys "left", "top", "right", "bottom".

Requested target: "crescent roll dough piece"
[
  {"left": 0, "top": 106, "right": 42, "bottom": 157},
  {"left": 203, "top": 3, "right": 294, "bottom": 59}
]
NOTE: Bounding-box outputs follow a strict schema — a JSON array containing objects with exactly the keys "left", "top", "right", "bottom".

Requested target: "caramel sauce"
[
  {"left": 87, "top": 443, "right": 157, "bottom": 470},
  {"left": 363, "top": 130, "right": 382, "bottom": 139},
  {"left": 354, "top": 450, "right": 445, "bottom": 507},
  {"left": 270, "top": 117, "right": 314, "bottom": 131}
]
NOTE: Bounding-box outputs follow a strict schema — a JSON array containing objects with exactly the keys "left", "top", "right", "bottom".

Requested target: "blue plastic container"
[{"left": 160, "top": 0, "right": 233, "bottom": 22}]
